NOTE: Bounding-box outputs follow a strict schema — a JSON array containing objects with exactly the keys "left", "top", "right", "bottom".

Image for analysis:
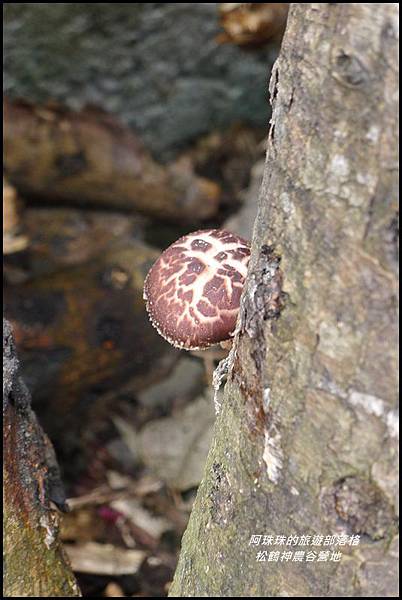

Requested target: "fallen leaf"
[{"left": 137, "top": 394, "right": 215, "bottom": 491}]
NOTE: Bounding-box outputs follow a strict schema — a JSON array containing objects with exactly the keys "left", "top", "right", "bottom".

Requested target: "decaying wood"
[
  {"left": 171, "top": 4, "right": 398, "bottom": 597},
  {"left": 3, "top": 98, "right": 221, "bottom": 222},
  {"left": 4, "top": 240, "right": 179, "bottom": 466},
  {"left": 3, "top": 319, "right": 81, "bottom": 597},
  {"left": 3, "top": 206, "right": 146, "bottom": 283}
]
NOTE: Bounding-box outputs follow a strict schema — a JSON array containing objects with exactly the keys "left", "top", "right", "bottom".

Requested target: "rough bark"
[
  {"left": 3, "top": 319, "right": 81, "bottom": 597},
  {"left": 170, "top": 4, "right": 399, "bottom": 597}
]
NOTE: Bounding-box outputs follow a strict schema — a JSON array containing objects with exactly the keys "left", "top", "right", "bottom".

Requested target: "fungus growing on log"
[{"left": 143, "top": 229, "right": 251, "bottom": 350}]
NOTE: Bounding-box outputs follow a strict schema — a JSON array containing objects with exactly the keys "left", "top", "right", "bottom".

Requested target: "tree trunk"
[
  {"left": 170, "top": 4, "right": 399, "bottom": 597},
  {"left": 3, "top": 319, "right": 81, "bottom": 597}
]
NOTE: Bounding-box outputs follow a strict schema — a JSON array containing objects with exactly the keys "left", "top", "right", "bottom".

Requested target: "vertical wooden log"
[
  {"left": 3, "top": 319, "right": 81, "bottom": 597},
  {"left": 170, "top": 4, "right": 399, "bottom": 597}
]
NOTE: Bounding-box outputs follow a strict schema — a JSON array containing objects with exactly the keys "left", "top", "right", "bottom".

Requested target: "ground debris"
[
  {"left": 217, "top": 3, "right": 289, "bottom": 46},
  {"left": 64, "top": 542, "right": 146, "bottom": 576}
]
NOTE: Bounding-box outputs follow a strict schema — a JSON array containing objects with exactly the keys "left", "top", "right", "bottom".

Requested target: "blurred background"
[{"left": 3, "top": 4, "right": 288, "bottom": 596}]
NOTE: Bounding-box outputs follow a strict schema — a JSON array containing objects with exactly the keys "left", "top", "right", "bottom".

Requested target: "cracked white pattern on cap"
[{"left": 143, "top": 229, "right": 251, "bottom": 349}]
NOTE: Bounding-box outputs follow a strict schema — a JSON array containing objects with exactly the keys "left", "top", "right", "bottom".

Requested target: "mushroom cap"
[{"left": 143, "top": 229, "right": 251, "bottom": 350}]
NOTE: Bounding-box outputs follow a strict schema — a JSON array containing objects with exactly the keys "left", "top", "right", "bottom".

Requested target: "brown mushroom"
[{"left": 143, "top": 229, "right": 251, "bottom": 350}]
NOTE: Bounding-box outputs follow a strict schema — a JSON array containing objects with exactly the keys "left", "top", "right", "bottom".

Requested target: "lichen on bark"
[{"left": 170, "top": 4, "right": 399, "bottom": 597}]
